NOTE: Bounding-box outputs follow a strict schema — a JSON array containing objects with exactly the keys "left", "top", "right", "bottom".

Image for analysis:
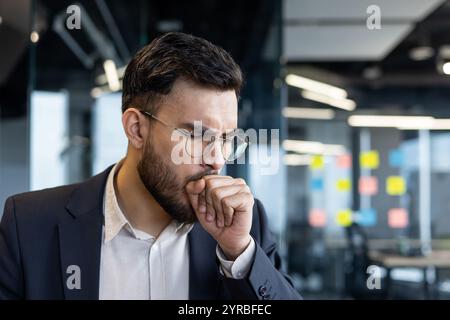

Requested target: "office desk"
[{"left": 369, "top": 250, "right": 450, "bottom": 299}]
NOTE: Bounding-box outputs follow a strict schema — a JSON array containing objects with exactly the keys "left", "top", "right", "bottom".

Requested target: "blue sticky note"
[
  {"left": 358, "top": 208, "right": 377, "bottom": 227},
  {"left": 311, "top": 178, "right": 324, "bottom": 191},
  {"left": 389, "top": 149, "right": 404, "bottom": 168}
]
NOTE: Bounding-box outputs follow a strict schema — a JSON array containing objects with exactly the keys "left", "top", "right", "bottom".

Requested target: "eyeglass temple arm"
[{"left": 139, "top": 110, "right": 174, "bottom": 129}]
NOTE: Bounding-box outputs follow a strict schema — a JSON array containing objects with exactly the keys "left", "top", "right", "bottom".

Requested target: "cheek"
[
  {"left": 149, "top": 132, "right": 175, "bottom": 160},
  {"left": 148, "top": 133, "right": 204, "bottom": 183}
]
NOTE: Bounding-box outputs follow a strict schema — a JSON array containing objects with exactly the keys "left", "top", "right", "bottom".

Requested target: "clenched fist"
[{"left": 185, "top": 175, "right": 254, "bottom": 260}]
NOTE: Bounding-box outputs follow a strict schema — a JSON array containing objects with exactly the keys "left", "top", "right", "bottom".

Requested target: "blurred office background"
[{"left": 2, "top": 0, "right": 450, "bottom": 299}]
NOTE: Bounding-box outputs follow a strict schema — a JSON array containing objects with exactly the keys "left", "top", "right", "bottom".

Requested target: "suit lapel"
[
  {"left": 58, "top": 166, "right": 113, "bottom": 300},
  {"left": 188, "top": 223, "right": 221, "bottom": 299},
  {"left": 58, "top": 210, "right": 103, "bottom": 299}
]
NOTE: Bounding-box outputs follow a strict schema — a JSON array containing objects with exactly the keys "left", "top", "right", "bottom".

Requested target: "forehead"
[{"left": 158, "top": 78, "right": 238, "bottom": 130}]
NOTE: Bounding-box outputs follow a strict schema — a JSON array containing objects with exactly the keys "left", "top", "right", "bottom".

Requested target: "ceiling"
[
  {"left": 285, "top": 0, "right": 450, "bottom": 115},
  {"left": 283, "top": 0, "right": 445, "bottom": 61}
]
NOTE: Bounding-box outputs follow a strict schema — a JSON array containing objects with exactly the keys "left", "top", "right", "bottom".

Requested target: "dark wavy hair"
[{"left": 122, "top": 32, "right": 243, "bottom": 114}]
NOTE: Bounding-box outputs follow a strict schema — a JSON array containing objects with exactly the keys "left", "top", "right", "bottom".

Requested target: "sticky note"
[
  {"left": 389, "top": 149, "right": 404, "bottom": 168},
  {"left": 310, "top": 155, "right": 324, "bottom": 170},
  {"left": 359, "top": 176, "right": 378, "bottom": 196},
  {"left": 337, "top": 154, "right": 352, "bottom": 169},
  {"left": 336, "top": 209, "right": 352, "bottom": 227},
  {"left": 311, "top": 178, "right": 324, "bottom": 191},
  {"left": 360, "top": 151, "right": 379, "bottom": 169},
  {"left": 336, "top": 179, "right": 351, "bottom": 192},
  {"left": 386, "top": 176, "right": 406, "bottom": 196},
  {"left": 358, "top": 208, "right": 377, "bottom": 227},
  {"left": 309, "top": 209, "right": 326, "bottom": 228},
  {"left": 388, "top": 208, "right": 408, "bottom": 228}
]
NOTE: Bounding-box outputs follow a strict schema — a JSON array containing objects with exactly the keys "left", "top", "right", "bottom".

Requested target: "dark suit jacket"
[{"left": 0, "top": 165, "right": 301, "bottom": 300}]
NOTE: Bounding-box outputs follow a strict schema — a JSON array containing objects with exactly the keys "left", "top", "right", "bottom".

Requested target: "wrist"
[{"left": 219, "top": 235, "right": 252, "bottom": 261}]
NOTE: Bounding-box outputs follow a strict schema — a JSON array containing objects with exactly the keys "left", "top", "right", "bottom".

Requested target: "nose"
[{"left": 202, "top": 142, "right": 226, "bottom": 171}]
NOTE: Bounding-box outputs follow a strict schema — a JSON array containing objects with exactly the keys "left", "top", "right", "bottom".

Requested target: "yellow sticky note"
[
  {"left": 386, "top": 176, "right": 406, "bottom": 196},
  {"left": 336, "top": 179, "right": 351, "bottom": 192},
  {"left": 360, "top": 151, "right": 379, "bottom": 169},
  {"left": 336, "top": 209, "right": 352, "bottom": 227},
  {"left": 310, "top": 155, "right": 324, "bottom": 170}
]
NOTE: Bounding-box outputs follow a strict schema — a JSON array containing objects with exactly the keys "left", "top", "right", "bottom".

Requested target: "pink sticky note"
[
  {"left": 359, "top": 176, "right": 378, "bottom": 196},
  {"left": 337, "top": 154, "right": 352, "bottom": 169},
  {"left": 388, "top": 208, "right": 408, "bottom": 228},
  {"left": 309, "top": 209, "right": 326, "bottom": 228}
]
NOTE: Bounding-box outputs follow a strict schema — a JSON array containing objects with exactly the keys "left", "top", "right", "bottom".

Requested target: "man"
[{"left": 0, "top": 32, "right": 300, "bottom": 300}]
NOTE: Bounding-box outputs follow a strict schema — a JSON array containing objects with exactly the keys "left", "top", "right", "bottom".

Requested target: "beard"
[{"left": 137, "top": 138, "right": 212, "bottom": 224}]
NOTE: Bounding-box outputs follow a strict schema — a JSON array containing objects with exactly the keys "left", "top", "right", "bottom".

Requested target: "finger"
[
  {"left": 204, "top": 177, "right": 244, "bottom": 202},
  {"left": 202, "top": 175, "right": 233, "bottom": 181},
  {"left": 203, "top": 175, "right": 246, "bottom": 186},
  {"left": 185, "top": 178, "right": 206, "bottom": 215},
  {"left": 221, "top": 190, "right": 253, "bottom": 215},
  {"left": 212, "top": 184, "right": 247, "bottom": 227},
  {"left": 204, "top": 177, "right": 235, "bottom": 225},
  {"left": 195, "top": 191, "right": 214, "bottom": 226},
  {"left": 198, "top": 190, "right": 208, "bottom": 217},
  {"left": 204, "top": 177, "right": 247, "bottom": 227}
]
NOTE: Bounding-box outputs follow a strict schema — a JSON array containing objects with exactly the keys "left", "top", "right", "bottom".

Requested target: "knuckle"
[
  {"left": 211, "top": 188, "right": 220, "bottom": 200},
  {"left": 205, "top": 179, "right": 215, "bottom": 189},
  {"left": 222, "top": 196, "right": 231, "bottom": 207}
]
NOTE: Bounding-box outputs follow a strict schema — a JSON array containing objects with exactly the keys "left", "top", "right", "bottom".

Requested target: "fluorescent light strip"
[
  {"left": 348, "top": 115, "right": 435, "bottom": 129},
  {"left": 285, "top": 74, "right": 347, "bottom": 100},
  {"left": 96, "top": 65, "right": 127, "bottom": 85},
  {"left": 103, "top": 60, "right": 121, "bottom": 91},
  {"left": 399, "top": 119, "right": 450, "bottom": 130},
  {"left": 284, "top": 154, "right": 311, "bottom": 166},
  {"left": 443, "top": 62, "right": 450, "bottom": 75},
  {"left": 301, "top": 90, "right": 356, "bottom": 111},
  {"left": 283, "top": 139, "right": 346, "bottom": 156},
  {"left": 348, "top": 115, "right": 450, "bottom": 130},
  {"left": 283, "top": 107, "right": 335, "bottom": 120}
]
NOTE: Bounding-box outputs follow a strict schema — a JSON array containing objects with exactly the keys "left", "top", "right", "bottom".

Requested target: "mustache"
[{"left": 186, "top": 169, "right": 219, "bottom": 183}]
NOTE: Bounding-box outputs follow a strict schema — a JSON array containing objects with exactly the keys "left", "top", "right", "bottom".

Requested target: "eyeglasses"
[{"left": 139, "top": 110, "right": 249, "bottom": 161}]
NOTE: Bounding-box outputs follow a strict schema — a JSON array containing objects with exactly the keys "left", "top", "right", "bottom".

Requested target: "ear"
[{"left": 122, "top": 108, "right": 148, "bottom": 149}]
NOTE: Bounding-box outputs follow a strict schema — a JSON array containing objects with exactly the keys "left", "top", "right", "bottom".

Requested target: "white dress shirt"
[{"left": 98, "top": 163, "right": 256, "bottom": 300}]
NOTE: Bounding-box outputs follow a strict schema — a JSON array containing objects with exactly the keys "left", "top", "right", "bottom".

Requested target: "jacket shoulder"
[
  {"left": 3, "top": 165, "right": 113, "bottom": 224},
  {"left": 4, "top": 183, "right": 82, "bottom": 222}
]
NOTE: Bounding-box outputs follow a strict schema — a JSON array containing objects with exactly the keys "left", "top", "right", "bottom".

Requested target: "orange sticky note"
[
  {"left": 309, "top": 209, "right": 327, "bottom": 228},
  {"left": 386, "top": 176, "right": 406, "bottom": 196},
  {"left": 336, "top": 179, "right": 351, "bottom": 192},
  {"left": 310, "top": 155, "right": 324, "bottom": 170},
  {"left": 337, "top": 154, "right": 352, "bottom": 169},
  {"left": 388, "top": 208, "right": 408, "bottom": 228},
  {"left": 359, "top": 176, "right": 378, "bottom": 196},
  {"left": 336, "top": 209, "right": 352, "bottom": 227},
  {"left": 360, "top": 151, "right": 379, "bottom": 169}
]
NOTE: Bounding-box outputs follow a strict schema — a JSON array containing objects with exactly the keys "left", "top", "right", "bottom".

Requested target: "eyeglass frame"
[{"left": 138, "top": 109, "right": 249, "bottom": 161}]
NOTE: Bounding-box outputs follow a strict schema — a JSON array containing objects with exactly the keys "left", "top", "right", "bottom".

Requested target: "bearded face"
[{"left": 134, "top": 79, "right": 238, "bottom": 223}]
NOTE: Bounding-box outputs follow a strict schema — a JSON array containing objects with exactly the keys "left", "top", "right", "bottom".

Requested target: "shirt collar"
[{"left": 102, "top": 162, "right": 193, "bottom": 243}]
